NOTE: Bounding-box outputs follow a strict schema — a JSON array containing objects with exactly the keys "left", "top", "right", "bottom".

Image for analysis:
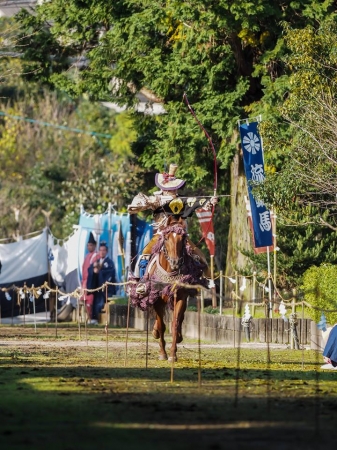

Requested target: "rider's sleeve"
[
  {"left": 127, "top": 193, "right": 161, "bottom": 214},
  {"left": 182, "top": 197, "right": 213, "bottom": 217}
]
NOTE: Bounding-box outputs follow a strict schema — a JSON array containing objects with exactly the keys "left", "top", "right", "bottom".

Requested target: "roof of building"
[{"left": 0, "top": 1, "right": 37, "bottom": 17}]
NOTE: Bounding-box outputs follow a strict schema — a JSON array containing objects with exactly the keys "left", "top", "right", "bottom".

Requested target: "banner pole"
[
  {"left": 108, "top": 203, "right": 112, "bottom": 261},
  {"left": 210, "top": 255, "right": 216, "bottom": 308},
  {"left": 219, "top": 270, "right": 223, "bottom": 315},
  {"left": 266, "top": 247, "right": 273, "bottom": 318},
  {"left": 273, "top": 212, "right": 277, "bottom": 309},
  {"left": 252, "top": 272, "right": 256, "bottom": 316}
]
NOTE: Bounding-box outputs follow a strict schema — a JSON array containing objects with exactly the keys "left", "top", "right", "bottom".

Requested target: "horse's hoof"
[
  {"left": 176, "top": 334, "right": 183, "bottom": 344},
  {"left": 168, "top": 356, "right": 177, "bottom": 363},
  {"left": 158, "top": 354, "right": 168, "bottom": 361},
  {"left": 152, "top": 328, "right": 160, "bottom": 339}
]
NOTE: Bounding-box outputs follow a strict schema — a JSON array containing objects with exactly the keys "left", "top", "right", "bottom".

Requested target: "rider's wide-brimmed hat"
[{"left": 155, "top": 164, "right": 186, "bottom": 191}]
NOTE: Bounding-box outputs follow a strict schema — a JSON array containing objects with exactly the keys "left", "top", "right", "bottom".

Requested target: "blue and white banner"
[{"left": 239, "top": 121, "right": 273, "bottom": 248}]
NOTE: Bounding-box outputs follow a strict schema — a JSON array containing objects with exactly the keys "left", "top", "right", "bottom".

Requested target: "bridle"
[
  {"left": 162, "top": 239, "right": 184, "bottom": 271},
  {"left": 161, "top": 227, "right": 186, "bottom": 272}
]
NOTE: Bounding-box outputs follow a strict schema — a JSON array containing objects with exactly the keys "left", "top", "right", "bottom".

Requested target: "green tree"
[
  {"left": 302, "top": 264, "right": 337, "bottom": 325},
  {"left": 13, "top": 1, "right": 337, "bottom": 281},
  {"left": 0, "top": 87, "right": 142, "bottom": 238}
]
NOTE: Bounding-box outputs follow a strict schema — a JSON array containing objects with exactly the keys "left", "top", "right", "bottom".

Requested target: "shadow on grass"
[
  {"left": 0, "top": 361, "right": 336, "bottom": 449},
  {"left": 0, "top": 326, "right": 336, "bottom": 449}
]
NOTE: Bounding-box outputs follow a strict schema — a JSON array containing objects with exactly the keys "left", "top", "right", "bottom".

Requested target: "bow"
[{"left": 183, "top": 92, "right": 218, "bottom": 196}]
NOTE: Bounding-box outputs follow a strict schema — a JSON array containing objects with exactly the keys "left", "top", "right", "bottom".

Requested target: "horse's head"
[{"left": 160, "top": 216, "right": 186, "bottom": 272}]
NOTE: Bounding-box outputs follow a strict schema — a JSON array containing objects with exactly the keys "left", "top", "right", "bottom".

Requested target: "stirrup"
[{"left": 191, "top": 254, "right": 201, "bottom": 262}]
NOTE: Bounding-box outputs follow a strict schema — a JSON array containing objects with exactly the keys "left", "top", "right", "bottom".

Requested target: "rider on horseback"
[{"left": 128, "top": 163, "right": 218, "bottom": 283}]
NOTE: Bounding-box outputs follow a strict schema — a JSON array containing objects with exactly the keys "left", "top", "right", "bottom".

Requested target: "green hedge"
[{"left": 302, "top": 264, "right": 337, "bottom": 324}]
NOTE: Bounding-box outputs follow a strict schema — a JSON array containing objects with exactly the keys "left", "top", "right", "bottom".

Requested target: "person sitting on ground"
[{"left": 127, "top": 163, "right": 217, "bottom": 280}]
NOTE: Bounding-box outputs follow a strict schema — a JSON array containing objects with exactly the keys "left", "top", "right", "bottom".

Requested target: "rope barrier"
[{"left": 1, "top": 278, "right": 335, "bottom": 314}]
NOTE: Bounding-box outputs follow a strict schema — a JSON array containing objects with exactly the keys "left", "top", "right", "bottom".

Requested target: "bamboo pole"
[
  {"left": 32, "top": 285, "right": 37, "bottom": 334},
  {"left": 252, "top": 272, "right": 256, "bottom": 317},
  {"left": 197, "top": 289, "right": 201, "bottom": 389},
  {"left": 266, "top": 247, "right": 273, "bottom": 318},
  {"left": 210, "top": 255, "right": 216, "bottom": 308},
  {"left": 105, "top": 284, "right": 109, "bottom": 362},
  {"left": 84, "top": 296, "right": 88, "bottom": 345},
  {"left": 233, "top": 291, "right": 236, "bottom": 349},
  {"left": 12, "top": 291, "right": 17, "bottom": 326},
  {"left": 77, "top": 296, "right": 81, "bottom": 341},
  {"left": 145, "top": 308, "right": 149, "bottom": 370},
  {"left": 200, "top": 289, "right": 204, "bottom": 313},
  {"left": 273, "top": 212, "right": 277, "bottom": 309},
  {"left": 55, "top": 287, "right": 58, "bottom": 339},
  {"left": 219, "top": 270, "right": 223, "bottom": 315},
  {"left": 124, "top": 294, "right": 131, "bottom": 367},
  {"left": 170, "top": 290, "right": 177, "bottom": 383},
  {"left": 44, "top": 289, "right": 48, "bottom": 329},
  {"left": 23, "top": 283, "right": 26, "bottom": 327},
  {"left": 235, "top": 271, "right": 239, "bottom": 315}
]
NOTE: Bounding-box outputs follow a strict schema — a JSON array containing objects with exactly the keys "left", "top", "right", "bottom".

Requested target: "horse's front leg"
[
  {"left": 169, "top": 298, "right": 186, "bottom": 362},
  {"left": 153, "top": 300, "right": 168, "bottom": 360}
]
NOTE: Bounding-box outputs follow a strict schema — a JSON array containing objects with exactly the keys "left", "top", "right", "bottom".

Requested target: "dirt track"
[{"left": 0, "top": 324, "right": 335, "bottom": 450}]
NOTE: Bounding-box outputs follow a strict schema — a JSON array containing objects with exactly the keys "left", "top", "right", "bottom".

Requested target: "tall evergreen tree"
[{"left": 12, "top": 1, "right": 337, "bottom": 284}]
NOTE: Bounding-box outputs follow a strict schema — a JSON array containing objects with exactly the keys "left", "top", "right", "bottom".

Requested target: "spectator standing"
[
  {"left": 87, "top": 241, "right": 116, "bottom": 325},
  {"left": 81, "top": 232, "right": 99, "bottom": 322}
]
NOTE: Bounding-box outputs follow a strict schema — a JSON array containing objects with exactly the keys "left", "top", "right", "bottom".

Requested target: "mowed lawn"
[{"left": 0, "top": 325, "right": 336, "bottom": 450}]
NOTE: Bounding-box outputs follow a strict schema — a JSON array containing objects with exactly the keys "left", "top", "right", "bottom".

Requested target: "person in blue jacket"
[
  {"left": 87, "top": 241, "right": 116, "bottom": 324},
  {"left": 322, "top": 324, "right": 337, "bottom": 369}
]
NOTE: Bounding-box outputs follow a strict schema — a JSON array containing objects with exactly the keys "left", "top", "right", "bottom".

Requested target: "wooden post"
[
  {"left": 23, "top": 284, "right": 26, "bottom": 327},
  {"left": 55, "top": 287, "right": 58, "bottom": 339},
  {"left": 235, "top": 271, "right": 239, "bottom": 315},
  {"left": 145, "top": 309, "right": 149, "bottom": 370},
  {"left": 124, "top": 294, "right": 131, "bottom": 367},
  {"left": 12, "top": 291, "right": 17, "bottom": 326},
  {"left": 273, "top": 212, "right": 277, "bottom": 310},
  {"left": 219, "top": 270, "right": 223, "bottom": 315},
  {"left": 170, "top": 291, "right": 177, "bottom": 383},
  {"left": 200, "top": 289, "right": 204, "bottom": 313},
  {"left": 105, "top": 284, "right": 109, "bottom": 362},
  {"left": 252, "top": 272, "right": 256, "bottom": 316},
  {"left": 44, "top": 288, "right": 48, "bottom": 329},
  {"left": 267, "top": 247, "right": 273, "bottom": 318},
  {"left": 32, "top": 285, "right": 37, "bottom": 334},
  {"left": 197, "top": 290, "right": 201, "bottom": 389},
  {"left": 210, "top": 255, "right": 217, "bottom": 308},
  {"left": 233, "top": 293, "right": 236, "bottom": 349},
  {"left": 290, "top": 294, "right": 296, "bottom": 349}
]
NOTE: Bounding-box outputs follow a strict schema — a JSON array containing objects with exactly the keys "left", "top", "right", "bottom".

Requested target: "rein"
[{"left": 162, "top": 243, "right": 184, "bottom": 269}]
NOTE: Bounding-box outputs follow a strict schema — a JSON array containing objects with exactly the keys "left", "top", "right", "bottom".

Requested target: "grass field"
[{"left": 0, "top": 324, "right": 336, "bottom": 450}]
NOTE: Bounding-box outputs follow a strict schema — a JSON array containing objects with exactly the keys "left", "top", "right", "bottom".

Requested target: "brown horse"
[{"left": 147, "top": 216, "right": 205, "bottom": 362}]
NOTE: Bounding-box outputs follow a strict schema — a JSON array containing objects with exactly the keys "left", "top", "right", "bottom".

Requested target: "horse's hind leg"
[{"left": 153, "top": 300, "right": 168, "bottom": 360}]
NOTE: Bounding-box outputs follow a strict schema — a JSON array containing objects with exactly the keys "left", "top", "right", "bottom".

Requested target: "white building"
[{"left": 0, "top": 1, "right": 38, "bottom": 17}]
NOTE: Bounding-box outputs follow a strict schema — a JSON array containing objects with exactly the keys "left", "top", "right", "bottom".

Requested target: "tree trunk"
[{"left": 225, "top": 152, "right": 251, "bottom": 303}]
